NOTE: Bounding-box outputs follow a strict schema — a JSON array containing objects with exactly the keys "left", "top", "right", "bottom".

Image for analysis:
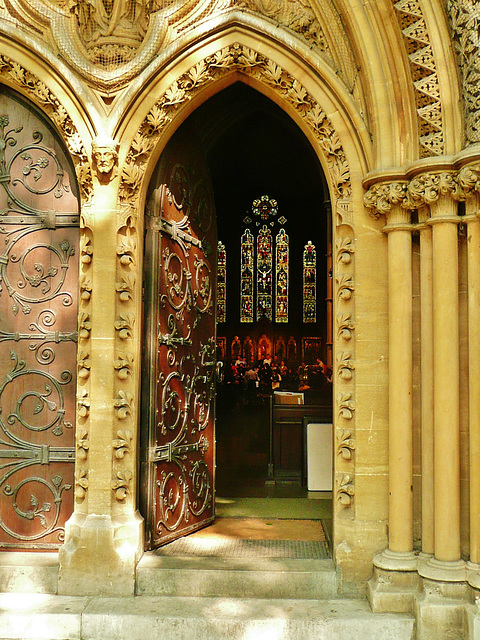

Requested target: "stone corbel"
[{"left": 92, "top": 136, "right": 120, "bottom": 184}]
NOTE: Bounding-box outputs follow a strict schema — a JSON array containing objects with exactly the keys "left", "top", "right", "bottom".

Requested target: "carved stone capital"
[
  {"left": 406, "top": 171, "right": 460, "bottom": 207},
  {"left": 457, "top": 163, "right": 480, "bottom": 197},
  {"left": 364, "top": 181, "right": 408, "bottom": 217}
]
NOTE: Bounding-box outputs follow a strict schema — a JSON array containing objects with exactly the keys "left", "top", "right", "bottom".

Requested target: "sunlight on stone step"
[{"left": 241, "top": 619, "right": 288, "bottom": 640}]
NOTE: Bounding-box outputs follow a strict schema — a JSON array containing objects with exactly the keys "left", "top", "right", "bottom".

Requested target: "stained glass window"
[
  {"left": 240, "top": 229, "right": 254, "bottom": 323},
  {"left": 257, "top": 224, "right": 273, "bottom": 320},
  {"left": 217, "top": 241, "right": 226, "bottom": 323},
  {"left": 252, "top": 195, "right": 278, "bottom": 226},
  {"left": 275, "top": 228, "right": 289, "bottom": 323},
  {"left": 303, "top": 240, "right": 316, "bottom": 323}
]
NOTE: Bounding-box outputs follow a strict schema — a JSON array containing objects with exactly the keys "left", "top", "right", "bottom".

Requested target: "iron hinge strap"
[
  {"left": 0, "top": 447, "right": 75, "bottom": 464},
  {"left": 151, "top": 441, "right": 201, "bottom": 463}
]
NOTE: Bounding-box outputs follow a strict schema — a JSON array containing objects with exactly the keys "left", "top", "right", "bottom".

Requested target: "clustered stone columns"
[{"left": 363, "top": 165, "right": 480, "bottom": 632}]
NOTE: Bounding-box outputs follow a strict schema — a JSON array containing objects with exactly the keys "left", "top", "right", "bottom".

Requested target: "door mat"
[
  {"left": 190, "top": 517, "right": 326, "bottom": 541},
  {"left": 156, "top": 537, "right": 330, "bottom": 559},
  {"left": 155, "top": 518, "right": 331, "bottom": 559}
]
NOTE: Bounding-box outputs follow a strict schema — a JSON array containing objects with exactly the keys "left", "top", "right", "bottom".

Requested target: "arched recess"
[
  {"left": 0, "top": 84, "right": 81, "bottom": 548},
  {"left": 116, "top": 34, "right": 369, "bottom": 559}
]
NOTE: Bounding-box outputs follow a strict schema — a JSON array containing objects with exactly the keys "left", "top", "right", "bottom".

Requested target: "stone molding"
[{"left": 394, "top": 0, "right": 445, "bottom": 157}]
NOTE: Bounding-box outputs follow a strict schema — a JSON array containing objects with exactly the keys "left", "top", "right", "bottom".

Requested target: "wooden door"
[
  {"left": 0, "top": 89, "right": 79, "bottom": 548},
  {"left": 141, "top": 123, "right": 216, "bottom": 549}
]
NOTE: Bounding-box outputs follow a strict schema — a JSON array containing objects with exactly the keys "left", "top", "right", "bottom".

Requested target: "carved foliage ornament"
[
  {"left": 448, "top": 0, "right": 480, "bottom": 144},
  {"left": 120, "top": 44, "right": 351, "bottom": 213},
  {"left": 334, "top": 234, "right": 356, "bottom": 510},
  {"left": 237, "top": 0, "right": 328, "bottom": 51},
  {"left": 363, "top": 170, "right": 480, "bottom": 217}
]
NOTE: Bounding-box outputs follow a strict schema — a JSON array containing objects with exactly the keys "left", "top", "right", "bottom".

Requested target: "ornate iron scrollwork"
[
  {"left": 151, "top": 156, "right": 216, "bottom": 543},
  {"left": 0, "top": 107, "right": 78, "bottom": 548}
]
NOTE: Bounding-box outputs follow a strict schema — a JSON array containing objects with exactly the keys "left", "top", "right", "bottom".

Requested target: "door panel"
[
  {"left": 0, "top": 90, "right": 79, "bottom": 548},
  {"left": 141, "top": 124, "right": 216, "bottom": 549}
]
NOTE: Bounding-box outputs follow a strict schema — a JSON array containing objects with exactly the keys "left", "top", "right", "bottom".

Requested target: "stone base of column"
[
  {"left": 466, "top": 603, "right": 480, "bottom": 640},
  {"left": 367, "top": 565, "right": 421, "bottom": 613},
  {"left": 467, "top": 562, "right": 480, "bottom": 591},
  {"left": 415, "top": 578, "right": 469, "bottom": 640},
  {"left": 58, "top": 511, "right": 144, "bottom": 596},
  {"left": 418, "top": 557, "right": 467, "bottom": 582},
  {"left": 373, "top": 548, "right": 418, "bottom": 571}
]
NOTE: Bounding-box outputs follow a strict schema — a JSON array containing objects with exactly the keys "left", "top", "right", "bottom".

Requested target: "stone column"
[
  {"left": 418, "top": 206, "right": 434, "bottom": 559},
  {"left": 383, "top": 202, "right": 415, "bottom": 563},
  {"left": 58, "top": 139, "right": 143, "bottom": 597},
  {"left": 364, "top": 183, "right": 417, "bottom": 596},
  {"left": 419, "top": 174, "right": 465, "bottom": 582},
  {"left": 459, "top": 165, "right": 480, "bottom": 589}
]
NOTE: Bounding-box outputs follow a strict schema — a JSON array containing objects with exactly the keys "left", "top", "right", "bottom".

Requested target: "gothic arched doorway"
[{"left": 140, "top": 82, "right": 333, "bottom": 549}]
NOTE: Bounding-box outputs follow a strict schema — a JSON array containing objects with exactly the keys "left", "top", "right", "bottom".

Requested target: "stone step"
[
  {"left": 0, "top": 593, "right": 416, "bottom": 640},
  {"left": 0, "top": 552, "right": 58, "bottom": 594},
  {"left": 136, "top": 554, "right": 338, "bottom": 599}
]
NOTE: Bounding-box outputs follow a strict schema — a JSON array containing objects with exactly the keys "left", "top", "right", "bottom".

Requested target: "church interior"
[{"left": 188, "top": 84, "right": 333, "bottom": 496}]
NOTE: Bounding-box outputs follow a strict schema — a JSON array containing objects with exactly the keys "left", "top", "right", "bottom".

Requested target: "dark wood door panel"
[
  {"left": 142, "top": 123, "right": 217, "bottom": 549},
  {"left": 0, "top": 90, "right": 79, "bottom": 548}
]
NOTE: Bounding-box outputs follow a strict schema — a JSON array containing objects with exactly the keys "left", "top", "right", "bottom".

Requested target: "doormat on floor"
[
  {"left": 189, "top": 516, "right": 326, "bottom": 542},
  {"left": 156, "top": 537, "right": 330, "bottom": 559}
]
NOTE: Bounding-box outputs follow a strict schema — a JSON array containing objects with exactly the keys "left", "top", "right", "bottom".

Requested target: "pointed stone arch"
[
  {"left": 0, "top": 52, "right": 93, "bottom": 203},
  {"left": 116, "top": 39, "right": 361, "bottom": 535}
]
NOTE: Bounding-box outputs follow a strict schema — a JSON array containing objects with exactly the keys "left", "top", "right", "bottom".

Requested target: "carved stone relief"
[
  {"left": 4, "top": 0, "right": 360, "bottom": 102},
  {"left": 334, "top": 235, "right": 356, "bottom": 511},
  {"left": 113, "top": 207, "right": 137, "bottom": 505},
  {"left": 364, "top": 172, "right": 473, "bottom": 219},
  {"left": 394, "top": 0, "right": 445, "bottom": 157},
  {"left": 92, "top": 137, "right": 119, "bottom": 183},
  {"left": 236, "top": 0, "right": 328, "bottom": 51},
  {"left": 447, "top": 0, "right": 480, "bottom": 144}
]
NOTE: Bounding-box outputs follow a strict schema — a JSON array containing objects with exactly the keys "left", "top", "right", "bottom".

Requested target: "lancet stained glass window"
[
  {"left": 303, "top": 240, "right": 316, "bottom": 323},
  {"left": 217, "top": 241, "right": 226, "bottom": 323},
  {"left": 240, "top": 229, "right": 254, "bottom": 323},
  {"left": 275, "top": 228, "right": 289, "bottom": 322},
  {"left": 257, "top": 224, "right": 273, "bottom": 321}
]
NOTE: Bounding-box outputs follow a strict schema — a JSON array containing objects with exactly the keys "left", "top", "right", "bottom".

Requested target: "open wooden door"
[{"left": 141, "top": 123, "right": 217, "bottom": 549}]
